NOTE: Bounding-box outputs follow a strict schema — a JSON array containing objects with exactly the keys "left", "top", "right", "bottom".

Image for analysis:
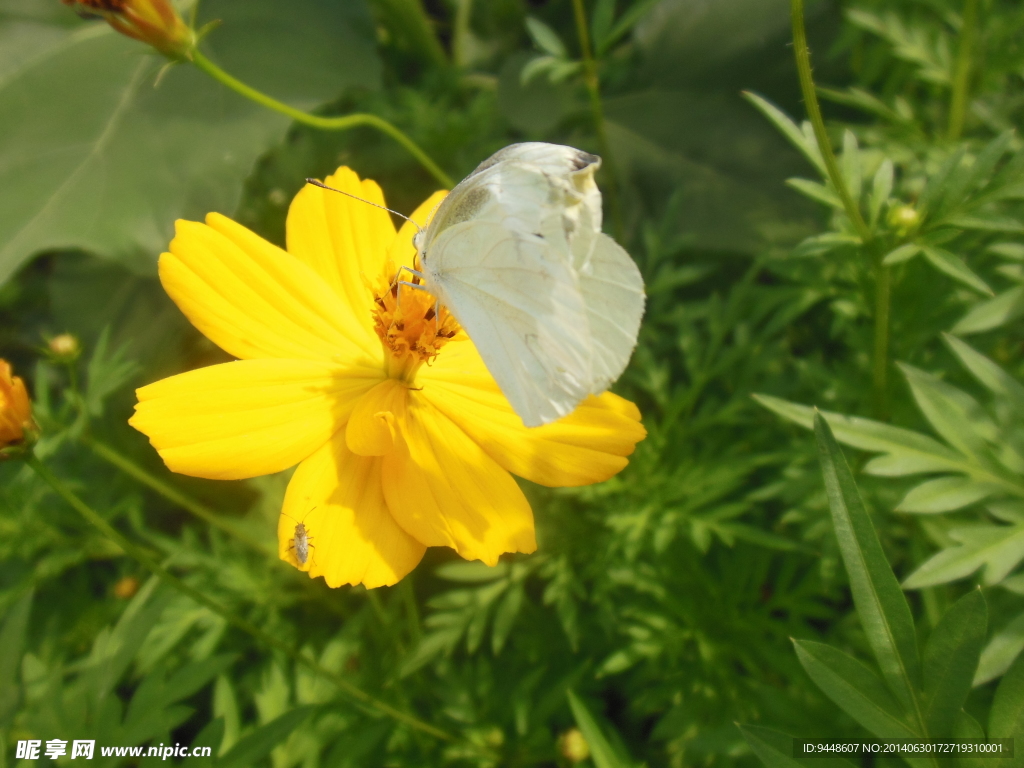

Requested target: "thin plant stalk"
[
  {"left": 790, "top": 0, "right": 891, "bottom": 415},
  {"left": 190, "top": 50, "right": 454, "bottom": 189},
  {"left": 570, "top": 0, "right": 623, "bottom": 239},
  {"left": 948, "top": 0, "right": 978, "bottom": 141},
  {"left": 26, "top": 454, "right": 455, "bottom": 744}
]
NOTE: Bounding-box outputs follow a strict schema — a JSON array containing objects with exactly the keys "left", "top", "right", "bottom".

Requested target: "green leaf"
[
  {"left": 842, "top": 130, "right": 862, "bottom": 203},
  {"left": 786, "top": 178, "right": 844, "bottom": 209},
  {"left": 491, "top": 584, "right": 524, "bottom": 655},
  {"left": 567, "top": 690, "right": 638, "bottom": 768},
  {"left": 897, "top": 476, "right": 1000, "bottom": 513},
  {"left": 883, "top": 243, "right": 921, "bottom": 265},
  {"left": 0, "top": 590, "right": 32, "bottom": 728},
  {"left": 754, "top": 394, "right": 965, "bottom": 477},
  {"left": 187, "top": 717, "right": 224, "bottom": 768},
  {"left": 591, "top": 0, "right": 616, "bottom": 52},
  {"left": 943, "top": 334, "right": 1024, "bottom": 413},
  {"left": 601, "top": 0, "right": 660, "bottom": 53},
  {"left": 814, "top": 413, "right": 921, "bottom": 716},
  {"left": 990, "top": 243, "right": 1024, "bottom": 261},
  {"left": 920, "top": 246, "right": 994, "bottom": 295},
  {"left": 945, "top": 215, "right": 1024, "bottom": 234},
  {"left": 870, "top": 159, "right": 894, "bottom": 229},
  {"left": 935, "top": 131, "right": 1015, "bottom": 219},
  {"left": 525, "top": 16, "right": 566, "bottom": 58},
  {"left": 903, "top": 525, "right": 1024, "bottom": 588},
  {"left": 975, "top": 610, "right": 1024, "bottom": 686},
  {"left": 216, "top": 706, "right": 316, "bottom": 768},
  {"left": 743, "top": 92, "right": 826, "bottom": 176},
  {"left": 988, "top": 651, "right": 1024, "bottom": 768},
  {"left": 792, "top": 640, "right": 916, "bottom": 737},
  {"left": 952, "top": 286, "right": 1024, "bottom": 335},
  {"left": 922, "top": 589, "right": 987, "bottom": 737},
  {"left": 738, "top": 724, "right": 804, "bottom": 768},
  {"left": 920, "top": 147, "right": 968, "bottom": 216},
  {"left": 0, "top": 0, "right": 380, "bottom": 286}
]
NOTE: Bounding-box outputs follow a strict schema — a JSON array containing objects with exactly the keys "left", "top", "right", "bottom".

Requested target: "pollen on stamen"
[{"left": 366, "top": 261, "right": 461, "bottom": 367}]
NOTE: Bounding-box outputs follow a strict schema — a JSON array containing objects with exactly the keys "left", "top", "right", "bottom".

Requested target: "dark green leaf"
[
  {"left": 988, "top": 652, "right": 1024, "bottom": 768},
  {"left": 216, "top": 706, "right": 316, "bottom": 768},
  {"left": 0, "top": 590, "right": 32, "bottom": 728},
  {"left": 922, "top": 589, "right": 987, "bottom": 737},
  {"left": 567, "top": 690, "right": 638, "bottom": 768}
]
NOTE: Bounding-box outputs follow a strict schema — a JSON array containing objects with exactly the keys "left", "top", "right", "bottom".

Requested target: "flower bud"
[
  {"left": 62, "top": 0, "right": 196, "bottom": 60},
  {"left": 113, "top": 575, "right": 140, "bottom": 599},
  {"left": 888, "top": 204, "right": 920, "bottom": 235},
  {"left": 558, "top": 728, "right": 590, "bottom": 763},
  {"left": 0, "top": 360, "right": 38, "bottom": 459},
  {"left": 47, "top": 333, "right": 81, "bottom": 363}
]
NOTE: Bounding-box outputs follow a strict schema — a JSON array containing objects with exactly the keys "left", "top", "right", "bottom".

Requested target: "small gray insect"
[{"left": 282, "top": 509, "right": 315, "bottom": 566}]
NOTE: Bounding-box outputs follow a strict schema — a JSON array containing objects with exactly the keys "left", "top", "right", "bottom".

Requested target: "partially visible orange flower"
[
  {"left": 62, "top": 0, "right": 195, "bottom": 59},
  {"left": 0, "top": 360, "right": 38, "bottom": 457}
]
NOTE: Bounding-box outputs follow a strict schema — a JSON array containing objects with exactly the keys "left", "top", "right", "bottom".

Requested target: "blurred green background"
[{"left": 1, "top": 0, "right": 1024, "bottom": 765}]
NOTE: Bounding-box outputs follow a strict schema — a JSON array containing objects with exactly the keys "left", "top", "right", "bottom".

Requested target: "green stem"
[
  {"left": 26, "top": 454, "right": 455, "bottom": 743},
  {"left": 947, "top": 0, "right": 978, "bottom": 141},
  {"left": 84, "top": 436, "right": 272, "bottom": 555},
  {"left": 570, "top": 0, "right": 623, "bottom": 240},
  {"left": 190, "top": 50, "right": 454, "bottom": 189},
  {"left": 789, "top": 0, "right": 871, "bottom": 242},
  {"left": 872, "top": 257, "right": 892, "bottom": 419}
]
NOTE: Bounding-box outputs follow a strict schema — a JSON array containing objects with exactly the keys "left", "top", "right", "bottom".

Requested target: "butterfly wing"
[
  {"left": 579, "top": 233, "right": 646, "bottom": 392},
  {"left": 424, "top": 215, "right": 593, "bottom": 427}
]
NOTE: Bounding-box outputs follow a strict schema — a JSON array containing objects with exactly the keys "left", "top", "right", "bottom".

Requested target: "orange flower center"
[{"left": 368, "top": 261, "right": 460, "bottom": 381}]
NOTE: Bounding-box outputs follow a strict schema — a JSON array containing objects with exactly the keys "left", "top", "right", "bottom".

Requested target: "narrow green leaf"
[
  {"left": 842, "top": 130, "right": 862, "bottom": 203},
  {"left": 786, "top": 178, "right": 844, "bottom": 209},
  {"left": 952, "top": 286, "right": 1024, "bottom": 335},
  {"left": 793, "top": 640, "right": 916, "bottom": 737},
  {"left": 591, "top": 0, "right": 615, "bottom": 51},
  {"left": 567, "top": 691, "right": 637, "bottom": 768},
  {"left": 525, "top": 16, "right": 566, "bottom": 58},
  {"left": 920, "top": 246, "right": 994, "bottom": 295},
  {"left": 216, "top": 706, "right": 316, "bottom": 768},
  {"left": 943, "top": 334, "right": 1024, "bottom": 412},
  {"left": 922, "top": 589, "right": 987, "bottom": 737},
  {"left": 975, "top": 610, "right": 1024, "bottom": 686},
  {"left": 903, "top": 525, "right": 1024, "bottom": 589},
  {"left": 897, "top": 476, "right": 1000, "bottom": 514},
  {"left": 936, "top": 132, "right": 1015, "bottom": 218},
  {"left": 883, "top": 243, "right": 921, "bottom": 265},
  {"left": 601, "top": 0, "right": 660, "bottom": 54},
  {"left": 491, "top": 584, "right": 524, "bottom": 655},
  {"left": 738, "top": 724, "right": 804, "bottom": 768},
  {"left": 920, "top": 148, "right": 968, "bottom": 216},
  {"left": 814, "top": 413, "right": 922, "bottom": 717},
  {"left": 742, "top": 92, "right": 826, "bottom": 175},
  {"left": 989, "top": 243, "right": 1024, "bottom": 261},
  {"left": 988, "top": 651, "right": 1024, "bottom": 768},
  {"left": 870, "top": 159, "right": 894, "bottom": 229},
  {"left": 0, "top": 591, "right": 32, "bottom": 728},
  {"left": 187, "top": 717, "right": 224, "bottom": 768}
]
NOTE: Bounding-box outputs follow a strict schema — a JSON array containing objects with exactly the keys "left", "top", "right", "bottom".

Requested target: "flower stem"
[
  {"left": 189, "top": 50, "right": 454, "bottom": 189},
  {"left": 948, "top": 0, "right": 978, "bottom": 141},
  {"left": 26, "top": 453, "right": 455, "bottom": 743},
  {"left": 789, "top": 0, "right": 870, "bottom": 243},
  {"left": 84, "top": 435, "right": 273, "bottom": 554},
  {"left": 570, "top": 0, "right": 623, "bottom": 240}
]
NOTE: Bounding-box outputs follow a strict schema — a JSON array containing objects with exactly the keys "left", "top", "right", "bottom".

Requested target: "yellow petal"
[
  {"left": 130, "top": 359, "right": 382, "bottom": 480},
  {"left": 382, "top": 392, "right": 536, "bottom": 565},
  {"left": 386, "top": 190, "right": 448, "bottom": 272},
  {"left": 286, "top": 168, "right": 397, "bottom": 340},
  {"left": 420, "top": 342, "right": 646, "bottom": 486},
  {"left": 160, "top": 214, "right": 377, "bottom": 362},
  {"left": 280, "top": 432, "right": 425, "bottom": 589},
  {"left": 346, "top": 378, "right": 405, "bottom": 457}
]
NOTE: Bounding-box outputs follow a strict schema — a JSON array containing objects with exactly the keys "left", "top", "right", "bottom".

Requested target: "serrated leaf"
[
  {"left": 922, "top": 589, "right": 986, "bottom": 737},
  {"left": 897, "top": 476, "right": 1000, "bottom": 513},
  {"left": 743, "top": 92, "right": 826, "bottom": 176},
  {"left": 525, "top": 16, "right": 566, "bottom": 58},
  {"left": 0, "top": 0, "right": 380, "bottom": 286},
  {"left": 793, "top": 639, "right": 916, "bottom": 737},
  {"left": 216, "top": 706, "right": 316, "bottom": 768},
  {"left": 952, "top": 286, "right": 1024, "bottom": 335},
  {"left": 975, "top": 610, "right": 1024, "bottom": 686},
  {"left": 814, "top": 413, "right": 921, "bottom": 716},
  {"left": 567, "top": 691, "right": 638, "bottom": 768},
  {"left": 920, "top": 246, "right": 993, "bottom": 295},
  {"left": 903, "top": 525, "right": 1024, "bottom": 588}
]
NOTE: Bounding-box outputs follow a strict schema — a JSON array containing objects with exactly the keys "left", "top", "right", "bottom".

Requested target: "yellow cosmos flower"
[
  {"left": 130, "top": 168, "right": 646, "bottom": 588},
  {"left": 0, "top": 359, "right": 38, "bottom": 457}
]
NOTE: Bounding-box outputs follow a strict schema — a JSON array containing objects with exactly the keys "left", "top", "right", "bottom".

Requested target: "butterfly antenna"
[{"left": 305, "top": 179, "right": 423, "bottom": 232}]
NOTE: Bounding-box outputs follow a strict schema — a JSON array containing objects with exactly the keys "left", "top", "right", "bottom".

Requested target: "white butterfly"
[{"left": 412, "top": 142, "right": 645, "bottom": 427}]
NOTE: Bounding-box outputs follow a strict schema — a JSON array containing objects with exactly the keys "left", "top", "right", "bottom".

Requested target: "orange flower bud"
[
  {"left": 0, "top": 360, "right": 38, "bottom": 458},
  {"left": 62, "top": 0, "right": 196, "bottom": 59}
]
